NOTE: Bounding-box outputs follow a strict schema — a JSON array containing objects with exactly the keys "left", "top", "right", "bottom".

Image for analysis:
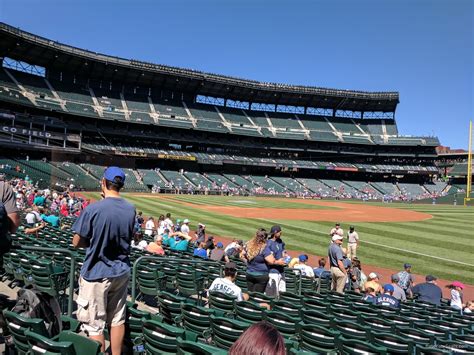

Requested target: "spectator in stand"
[
  {"left": 164, "top": 213, "right": 173, "bottom": 230},
  {"left": 375, "top": 284, "right": 401, "bottom": 308},
  {"left": 25, "top": 205, "right": 42, "bottom": 226},
  {"left": 131, "top": 232, "right": 148, "bottom": 250},
  {"left": 60, "top": 202, "right": 69, "bottom": 217},
  {"left": 156, "top": 215, "right": 165, "bottom": 235},
  {"left": 161, "top": 228, "right": 171, "bottom": 247},
  {"left": 397, "top": 263, "right": 415, "bottom": 298},
  {"left": 362, "top": 287, "right": 376, "bottom": 304},
  {"left": 225, "top": 238, "right": 240, "bottom": 252},
  {"left": 365, "top": 272, "right": 383, "bottom": 294},
  {"left": 464, "top": 301, "right": 474, "bottom": 314},
  {"left": 314, "top": 258, "right": 331, "bottom": 280},
  {"left": 243, "top": 229, "right": 284, "bottom": 293},
  {"left": 193, "top": 242, "right": 208, "bottom": 259},
  {"left": 180, "top": 219, "right": 190, "bottom": 236},
  {"left": 412, "top": 275, "right": 442, "bottom": 306},
  {"left": 446, "top": 281, "right": 465, "bottom": 311},
  {"left": 27, "top": 189, "right": 36, "bottom": 206},
  {"left": 346, "top": 226, "right": 359, "bottom": 259},
  {"left": 196, "top": 223, "right": 206, "bottom": 245},
  {"left": 208, "top": 262, "right": 248, "bottom": 301},
  {"left": 144, "top": 217, "right": 155, "bottom": 237},
  {"left": 72, "top": 167, "right": 135, "bottom": 355},
  {"left": 41, "top": 210, "right": 60, "bottom": 228},
  {"left": 210, "top": 242, "right": 226, "bottom": 261},
  {"left": 0, "top": 180, "right": 20, "bottom": 253},
  {"left": 347, "top": 259, "right": 362, "bottom": 293},
  {"left": 293, "top": 254, "right": 314, "bottom": 278},
  {"left": 266, "top": 225, "right": 287, "bottom": 295},
  {"left": 229, "top": 321, "right": 285, "bottom": 355},
  {"left": 226, "top": 240, "right": 243, "bottom": 259},
  {"left": 33, "top": 191, "right": 46, "bottom": 207},
  {"left": 390, "top": 274, "right": 407, "bottom": 301},
  {"left": 134, "top": 211, "right": 144, "bottom": 233},
  {"left": 204, "top": 235, "right": 215, "bottom": 252},
  {"left": 146, "top": 235, "right": 165, "bottom": 256},
  {"left": 328, "top": 234, "right": 347, "bottom": 293},
  {"left": 169, "top": 232, "right": 192, "bottom": 252},
  {"left": 330, "top": 223, "right": 344, "bottom": 237},
  {"left": 174, "top": 219, "right": 182, "bottom": 232}
]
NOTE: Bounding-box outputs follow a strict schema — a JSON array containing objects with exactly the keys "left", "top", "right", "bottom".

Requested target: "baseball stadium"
[{"left": 0, "top": 14, "right": 473, "bottom": 355}]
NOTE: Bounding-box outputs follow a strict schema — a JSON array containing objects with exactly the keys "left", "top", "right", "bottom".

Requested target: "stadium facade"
[{"left": 0, "top": 22, "right": 449, "bottom": 199}]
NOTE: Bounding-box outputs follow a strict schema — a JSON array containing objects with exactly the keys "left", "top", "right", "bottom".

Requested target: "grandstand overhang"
[{"left": 0, "top": 22, "right": 399, "bottom": 113}]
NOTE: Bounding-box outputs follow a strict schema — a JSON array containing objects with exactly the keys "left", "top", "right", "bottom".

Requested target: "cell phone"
[{"left": 100, "top": 192, "right": 105, "bottom": 199}]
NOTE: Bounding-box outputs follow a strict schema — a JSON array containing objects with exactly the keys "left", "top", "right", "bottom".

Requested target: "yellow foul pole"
[{"left": 466, "top": 120, "right": 473, "bottom": 205}]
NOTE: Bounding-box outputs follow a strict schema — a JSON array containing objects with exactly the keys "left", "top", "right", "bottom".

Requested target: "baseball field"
[{"left": 83, "top": 193, "right": 473, "bottom": 286}]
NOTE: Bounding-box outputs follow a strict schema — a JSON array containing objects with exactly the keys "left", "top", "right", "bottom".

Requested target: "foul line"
[{"left": 256, "top": 218, "right": 474, "bottom": 268}]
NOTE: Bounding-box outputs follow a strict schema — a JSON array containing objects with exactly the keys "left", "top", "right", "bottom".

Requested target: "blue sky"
[{"left": 1, "top": 0, "right": 472, "bottom": 149}]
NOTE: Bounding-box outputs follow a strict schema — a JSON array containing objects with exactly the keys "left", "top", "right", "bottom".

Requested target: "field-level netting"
[{"left": 83, "top": 193, "right": 474, "bottom": 285}]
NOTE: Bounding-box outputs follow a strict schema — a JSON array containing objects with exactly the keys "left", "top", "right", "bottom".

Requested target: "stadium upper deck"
[{"left": 0, "top": 22, "right": 439, "bottom": 164}]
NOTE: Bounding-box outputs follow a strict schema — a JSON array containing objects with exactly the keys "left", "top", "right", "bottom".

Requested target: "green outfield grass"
[{"left": 84, "top": 193, "right": 474, "bottom": 284}]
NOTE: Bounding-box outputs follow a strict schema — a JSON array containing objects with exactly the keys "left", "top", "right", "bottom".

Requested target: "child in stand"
[
  {"left": 464, "top": 301, "right": 473, "bottom": 314},
  {"left": 446, "top": 281, "right": 465, "bottom": 311}
]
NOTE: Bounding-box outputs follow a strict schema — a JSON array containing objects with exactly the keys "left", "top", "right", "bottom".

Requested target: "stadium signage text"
[
  {"left": 2, "top": 126, "right": 52, "bottom": 138},
  {"left": 158, "top": 154, "right": 197, "bottom": 161}
]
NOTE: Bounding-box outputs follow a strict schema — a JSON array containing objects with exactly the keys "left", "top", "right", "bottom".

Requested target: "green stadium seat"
[
  {"left": 3, "top": 310, "right": 50, "bottom": 355},
  {"left": 142, "top": 319, "right": 198, "bottom": 354},
  {"left": 175, "top": 303, "right": 216, "bottom": 337},
  {"left": 300, "top": 309, "right": 333, "bottom": 327},
  {"left": 330, "top": 319, "right": 371, "bottom": 340},
  {"left": 302, "top": 297, "right": 329, "bottom": 312},
  {"left": 25, "top": 330, "right": 101, "bottom": 355},
  {"left": 395, "top": 326, "right": 435, "bottom": 346},
  {"left": 157, "top": 291, "right": 188, "bottom": 324},
  {"left": 271, "top": 299, "right": 303, "bottom": 318},
  {"left": 295, "top": 322, "right": 339, "bottom": 353},
  {"left": 247, "top": 291, "right": 274, "bottom": 304},
  {"left": 264, "top": 310, "right": 301, "bottom": 339},
  {"left": 414, "top": 345, "right": 451, "bottom": 354},
  {"left": 336, "top": 336, "right": 387, "bottom": 354},
  {"left": 234, "top": 301, "right": 266, "bottom": 323},
  {"left": 208, "top": 291, "right": 236, "bottom": 314},
  {"left": 369, "top": 332, "right": 415, "bottom": 354},
  {"left": 176, "top": 337, "right": 227, "bottom": 355},
  {"left": 207, "top": 315, "right": 251, "bottom": 350}
]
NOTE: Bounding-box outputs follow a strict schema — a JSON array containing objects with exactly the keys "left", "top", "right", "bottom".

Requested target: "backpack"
[
  {"left": 397, "top": 271, "right": 411, "bottom": 290},
  {"left": 0, "top": 202, "right": 12, "bottom": 256},
  {"left": 11, "top": 287, "right": 62, "bottom": 337}
]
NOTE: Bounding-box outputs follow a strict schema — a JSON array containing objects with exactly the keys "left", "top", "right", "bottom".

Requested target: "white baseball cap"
[
  {"left": 183, "top": 219, "right": 190, "bottom": 224},
  {"left": 331, "top": 235, "right": 343, "bottom": 242},
  {"left": 369, "top": 272, "right": 379, "bottom": 279}
]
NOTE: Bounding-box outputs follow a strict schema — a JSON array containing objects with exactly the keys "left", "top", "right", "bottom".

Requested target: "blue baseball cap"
[
  {"left": 216, "top": 242, "right": 224, "bottom": 248},
  {"left": 299, "top": 255, "right": 308, "bottom": 262},
  {"left": 383, "top": 284, "right": 394, "bottom": 292},
  {"left": 103, "top": 166, "right": 126, "bottom": 183}
]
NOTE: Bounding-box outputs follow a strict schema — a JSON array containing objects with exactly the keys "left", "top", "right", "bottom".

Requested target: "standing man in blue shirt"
[
  {"left": 72, "top": 167, "right": 135, "bottom": 355},
  {"left": 265, "top": 225, "right": 287, "bottom": 296},
  {"left": 328, "top": 235, "right": 347, "bottom": 293}
]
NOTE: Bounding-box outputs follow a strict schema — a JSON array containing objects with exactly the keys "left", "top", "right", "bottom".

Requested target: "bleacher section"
[
  {"left": 0, "top": 158, "right": 446, "bottom": 200},
  {"left": 5, "top": 219, "right": 473, "bottom": 355},
  {"left": 138, "top": 169, "right": 167, "bottom": 188},
  {"left": 0, "top": 69, "right": 441, "bottom": 146},
  {"left": 398, "top": 183, "right": 428, "bottom": 200}
]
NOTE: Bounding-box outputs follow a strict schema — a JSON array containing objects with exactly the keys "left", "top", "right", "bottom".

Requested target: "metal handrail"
[{"left": 19, "top": 246, "right": 76, "bottom": 317}]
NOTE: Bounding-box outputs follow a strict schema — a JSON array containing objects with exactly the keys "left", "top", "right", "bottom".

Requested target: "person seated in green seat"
[
  {"left": 168, "top": 231, "right": 192, "bottom": 251},
  {"left": 40, "top": 210, "right": 61, "bottom": 228},
  {"left": 161, "top": 228, "right": 171, "bottom": 247}
]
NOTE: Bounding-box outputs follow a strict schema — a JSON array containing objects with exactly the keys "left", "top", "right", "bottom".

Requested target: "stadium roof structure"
[{"left": 0, "top": 22, "right": 399, "bottom": 113}]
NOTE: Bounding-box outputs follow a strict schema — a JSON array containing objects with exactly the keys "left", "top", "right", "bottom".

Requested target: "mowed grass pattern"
[{"left": 84, "top": 193, "right": 474, "bottom": 284}]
